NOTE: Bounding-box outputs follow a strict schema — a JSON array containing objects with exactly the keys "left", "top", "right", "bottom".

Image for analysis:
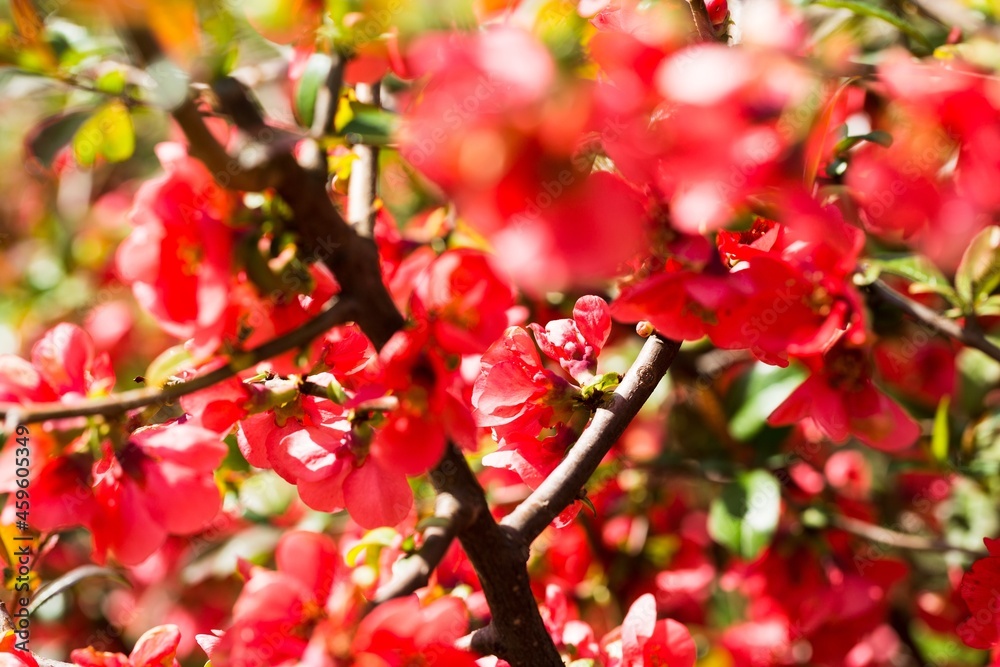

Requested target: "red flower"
[
  {"left": 237, "top": 389, "right": 422, "bottom": 529},
  {"left": 400, "top": 28, "right": 648, "bottom": 292},
  {"left": 351, "top": 595, "right": 478, "bottom": 666},
  {"left": 474, "top": 298, "right": 616, "bottom": 491},
  {"left": 32, "top": 418, "right": 226, "bottom": 566},
  {"left": 958, "top": 537, "right": 1000, "bottom": 650},
  {"left": 0, "top": 630, "right": 38, "bottom": 667},
  {"left": 71, "top": 624, "right": 182, "bottom": 667},
  {"left": 201, "top": 531, "right": 345, "bottom": 667},
  {"left": 411, "top": 248, "right": 515, "bottom": 356},
  {"left": 768, "top": 338, "right": 920, "bottom": 452},
  {"left": 614, "top": 202, "right": 865, "bottom": 367},
  {"left": 117, "top": 142, "right": 236, "bottom": 358}
]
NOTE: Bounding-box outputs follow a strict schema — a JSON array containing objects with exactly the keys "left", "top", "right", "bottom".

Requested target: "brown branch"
[
  {"left": 502, "top": 334, "right": 682, "bottom": 541},
  {"left": 829, "top": 513, "right": 987, "bottom": 558},
  {"left": 869, "top": 279, "right": 1000, "bottom": 363},
  {"left": 122, "top": 27, "right": 405, "bottom": 350},
  {"left": 430, "top": 445, "right": 564, "bottom": 667},
  {"left": 372, "top": 489, "right": 470, "bottom": 603},
  {"left": 0, "top": 299, "right": 356, "bottom": 424}
]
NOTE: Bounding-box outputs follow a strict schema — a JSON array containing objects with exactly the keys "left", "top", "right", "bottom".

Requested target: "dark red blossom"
[
  {"left": 768, "top": 338, "right": 920, "bottom": 451},
  {"left": 958, "top": 538, "right": 1000, "bottom": 650}
]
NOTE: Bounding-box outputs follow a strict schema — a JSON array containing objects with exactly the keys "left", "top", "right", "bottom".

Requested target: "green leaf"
[
  {"left": 931, "top": 395, "right": 950, "bottom": 463},
  {"left": 729, "top": 362, "right": 807, "bottom": 441},
  {"left": 95, "top": 69, "right": 126, "bottom": 95},
  {"left": 345, "top": 527, "right": 399, "bottom": 567},
  {"left": 974, "top": 294, "right": 1000, "bottom": 317},
  {"left": 24, "top": 109, "right": 93, "bottom": 170},
  {"left": 72, "top": 101, "right": 135, "bottom": 167},
  {"left": 955, "top": 226, "right": 1000, "bottom": 312},
  {"left": 336, "top": 101, "right": 398, "bottom": 143},
  {"left": 707, "top": 470, "right": 781, "bottom": 559},
  {"left": 144, "top": 344, "right": 195, "bottom": 388},
  {"left": 832, "top": 130, "right": 894, "bottom": 155},
  {"left": 813, "top": 0, "right": 932, "bottom": 50},
  {"left": 240, "top": 471, "right": 296, "bottom": 516},
  {"left": 293, "top": 52, "right": 334, "bottom": 129},
  {"left": 580, "top": 371, "right": 621, "bottom": 400},
  {"left": 325, "top": 376, "right": 348, "bottom": 404},
  {"left": 868, "top": 254, "right": 959, "bottom": 303}
]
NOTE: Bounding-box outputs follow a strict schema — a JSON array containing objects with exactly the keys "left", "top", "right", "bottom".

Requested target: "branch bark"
[
  {"left": 0, "top": 299, "right": 355, "bottom": 424},
  {"left": 503, "top": 333, "right": 682, "bottom": 541},
  {"left": 123, "top": 27, "right": 404, "bottom": 351},
  {"left": 869, "top": 278, "right": 1000, "bottom": 363},
  {"left": 829, "top": 513, "right": 987, "bottom": 558},
  {"left": 371, "top": 488, "right": 469, "bottom": 604},
  {"left": 430, "top": 445, "right": 564, "bottom": 667}
]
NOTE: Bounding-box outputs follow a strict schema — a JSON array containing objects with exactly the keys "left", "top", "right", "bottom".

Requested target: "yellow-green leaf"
[
  {"left": 72, "top": 101, "right": 135, "bottom": 167},
  {"left": 932, "top": 395, "right": 950, "bottom": 463}
]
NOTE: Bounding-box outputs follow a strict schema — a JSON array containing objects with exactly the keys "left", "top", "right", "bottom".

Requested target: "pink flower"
[
  {"left": 600, "top": 594, "right": 697, "bottom": 667},
  {"left": 237, "top": 391, "right": 422, "bottom": 529},
  {"left": 71, "top": 624, "right": 182, "bottom": 667},
  {"left": 529, "top": 295, "right": 612, "bottom": 383},
  {"left": 0, "top": 323, "right": 114, "bottom": 406}
]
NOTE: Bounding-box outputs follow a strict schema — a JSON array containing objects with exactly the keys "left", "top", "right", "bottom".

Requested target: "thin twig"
[
  {"left": 829, "top": 513, "right": 987, "bottom": 558},
  {"left": 503, "top": 334, "right": 682, "bottom": 541},
  {"left": 869, "top": 279, "right": 1000, "bottom": 363},
  {"left": 372, "top": 491, "right": 470, "bottom": 603},
  {"left": 347, "top": 81, "right": 380, "bottom": 239},
  {"left": 0, "top": 299, "right": 356, "bottom": 425}
]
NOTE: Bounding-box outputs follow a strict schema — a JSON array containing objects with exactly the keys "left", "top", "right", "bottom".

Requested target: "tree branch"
[
  {"left": 829, "top": 513, "right": 987, "bottom": 558},
  {"left": 869, "top": 279, "right": 1000, "bottom": 363},
  {"left": 503, "top": 333, "right": 682, "bottom": 542},
  {"left": 430, "top": 445, "right": 564, "bottom": 667},
  {"left": 372, "top": 489, "right": 470, "bottom": 604},
  {"left": 0, "top": 299, "right": 356, "bottom": 424},
  {"left": 121, "top": 26, "right": 405, "bottom": 350}
]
